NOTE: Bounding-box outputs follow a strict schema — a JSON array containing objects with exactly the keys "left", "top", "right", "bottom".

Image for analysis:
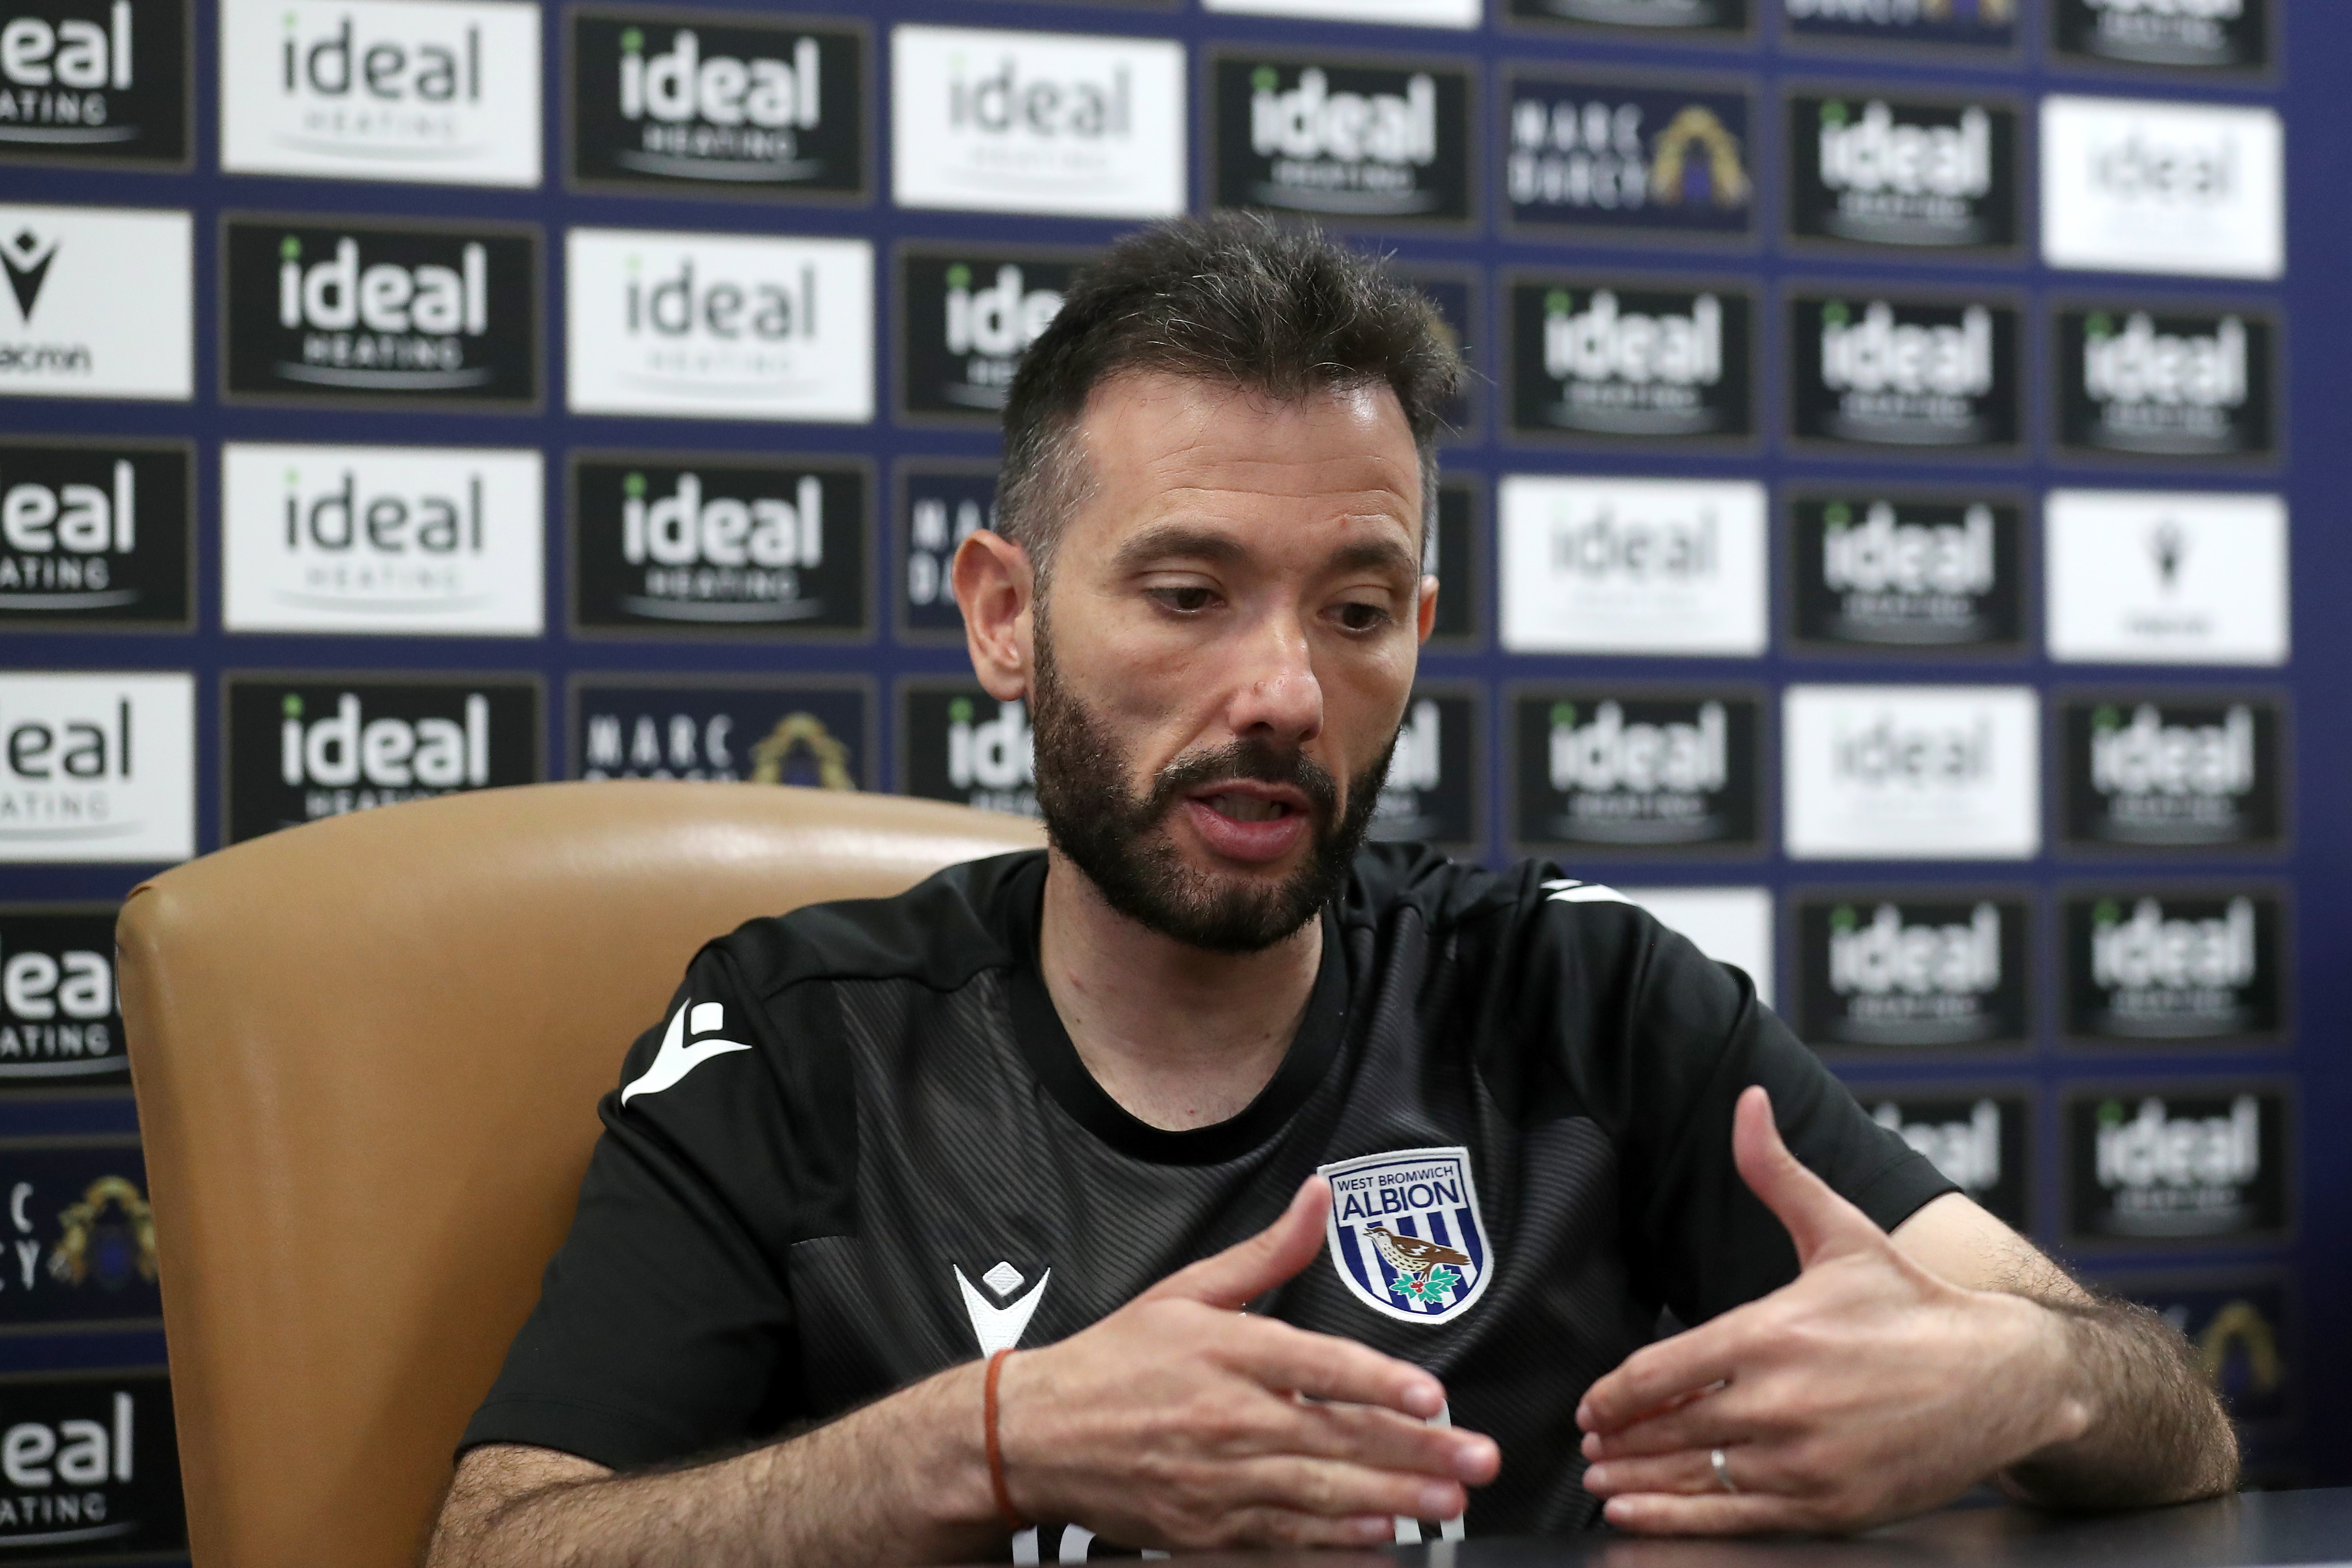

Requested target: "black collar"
[{"left": 1000, "top": 854, "right": 1348, "bottom": 1167}]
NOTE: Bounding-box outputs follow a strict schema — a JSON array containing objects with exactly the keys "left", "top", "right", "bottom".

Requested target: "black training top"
[{"left": 463, "top": 846, "right": 1954, "bottom": 1546}]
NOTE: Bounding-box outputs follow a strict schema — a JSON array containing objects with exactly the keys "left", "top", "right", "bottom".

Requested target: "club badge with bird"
[{"left": 1363, "top": 1223, "right": 1471, "bottom": 1305}]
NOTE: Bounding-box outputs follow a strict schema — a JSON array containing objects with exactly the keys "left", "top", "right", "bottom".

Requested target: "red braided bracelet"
[{"left": 985, "top": 1347, "right": 1026, "bottom": 1532}]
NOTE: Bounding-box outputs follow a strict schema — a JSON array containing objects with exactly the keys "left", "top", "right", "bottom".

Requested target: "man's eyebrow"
[
  {"left": 1328, "top": 537, "right": 1422, "bottom": 581},
  {"left": 1110, "top": 524, "right": 1249, "bottom": 574}
]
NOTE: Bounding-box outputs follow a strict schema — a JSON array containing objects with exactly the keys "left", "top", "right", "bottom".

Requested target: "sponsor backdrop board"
[{"left": 2, "top": 0, "right": 2350, "bottom": 1511}]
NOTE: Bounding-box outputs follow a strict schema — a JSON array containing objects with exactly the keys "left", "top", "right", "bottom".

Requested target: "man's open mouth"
[{"left": 1200, "top": 792, "right": 1294, "bottom": 823}]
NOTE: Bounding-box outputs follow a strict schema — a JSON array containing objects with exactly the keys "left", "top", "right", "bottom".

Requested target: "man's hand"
[
  {"left": 1576, "top": 1087, "right": 2093, "bottom": 1535},
  {"left": 999, "top": 1174, "right": 1502, "bottom": 1549}
]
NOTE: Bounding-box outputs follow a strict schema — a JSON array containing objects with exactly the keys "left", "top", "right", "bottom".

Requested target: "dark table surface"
[{"left": 1154, "top": 1490, "right": 2352, "bottom": 1568}]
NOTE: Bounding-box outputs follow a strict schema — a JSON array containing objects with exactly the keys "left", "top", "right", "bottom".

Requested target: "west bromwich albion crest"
[{"left": 1320, "top": 1146, "right": 1493, "bottom": 1325}]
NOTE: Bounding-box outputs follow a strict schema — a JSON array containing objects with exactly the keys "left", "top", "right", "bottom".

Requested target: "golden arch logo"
[
  {"left": 48, "top": 1175, "right": 158, "bottom": 1289},
  {"left": 2199, "top": 1299, "right": 2283, "bottom": 1397},
  {"left": 1650, "top": 107, "right": 1749, "bottom": 210},
  {"left": 750, "top": 713, "right": 857, "bottom": 790}
]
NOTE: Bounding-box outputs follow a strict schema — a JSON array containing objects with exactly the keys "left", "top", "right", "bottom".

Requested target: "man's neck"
[{"left": 1036, "top": 850, "right": 1324, "bottom": 1133}]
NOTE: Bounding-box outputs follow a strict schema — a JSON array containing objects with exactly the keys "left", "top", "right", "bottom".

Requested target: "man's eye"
[
  {"left": 1151, "top": 586, "right": 1215, "bottom": 613},
  {"left": 1337, "top": 602, "right": 1389, "bottom": 632}
]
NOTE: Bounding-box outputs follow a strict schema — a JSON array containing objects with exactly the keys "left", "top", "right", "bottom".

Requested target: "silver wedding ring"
[{"left": 1709, "top": 1447, "right": 1738, "bottom": 1495}]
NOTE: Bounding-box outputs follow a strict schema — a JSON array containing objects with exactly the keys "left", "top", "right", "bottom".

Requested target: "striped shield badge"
[{"left": 1319, "top": 1145, "right": 1493, "bottom": 1326}]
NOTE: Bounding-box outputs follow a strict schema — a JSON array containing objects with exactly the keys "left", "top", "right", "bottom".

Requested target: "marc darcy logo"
[
  {"left": 1794, "top": 893, "right": 2031, "bottom": 1050},
  {"left": 1788, "top": 494, "right": 2024, "bottom": 652},
  {"left": 1507, "top": 0, "right": 1749, "bottom": 31},
  {"left": 1508, "top": 278, "right": 1753, "bottom": 441},
  {"left": 224, "top": 676, "right": 540, "bottom": 844},
  {"left": 1366, "top": 688, "right": 1479, "bottom": 853},
  {"left": 900, "top": 683, "right": 1035, "bottom": 819},
  {"left": 0, "top": 1140, "right": 158, "bottom": 1326},
  {"left": 0, "top": 908, "right": 126, "bottom": 1089},
  {"left": 572, "top": 454, "right": 867, "bottom": 636},
  {"left": 0, "top": 0, "right": 185, "bottom": 166},
  {"left": 218, "top": 0, "right": 541, "bottom": 186},
  {"left": 1504, "top": 74, "right": 1752, "bottom": 239},
  {"left": 219, "top": 443, "right": 544, "bottom": 637},
  {"left": 2064, "top": 888, "right": 2284, "bottom": 1044},
  {"left": 2057, "top": 306, "right": 2274, "bottom": 459},
  {"left": 0, "top": 673, "right": 192, "bottom": 864},
  {"left": 898, "top": 248, "right": 1078, "bottom": 421},
  {"left": 1785, "top": 0, "right": 2017, "bottom": 48},
  {"left": 1513, "top": 688, "right": 1760, "bottom": 854},
  {"left": 2060, "top": 696, "right": 2283, "bottom": 850},
  {"left": 1789, "top": 93, "right": 2018, "bottom": 253},
  {"left": 0, "top": 439, "right": 189, "bottom": 628},
  {"left": 2054, "top": 0, "right": 2268, "bottom": 70},
  {"left": 1864, "top": 1094, "right": 2029, "bottom": 1230},
  {"left": 0, "top": 1368, "right": 181, "bottom": 1553},
  {"left": 2068, "top": 1087, "right": 2288, "bottom": 1244},
  {"left": 569, "top": 8, "right": 864, "bottom": 198},
  {"left": 897, "top": 463, "right": 993, "bottom": 640},
  {"left": 1211, "top": 53, "right": 1473, "bottom": 226},
  {"left": 221, "top": 216, "right": 538, "bottom": 408},
  {"left": 0, "top": 203, "right": 191, "bottom": 401},
  {"left": 565, "top": 228, "right": 873, "bottom": 422},
  {"left": 1791, "top": 293, "right": 2020, "bottom": 451},
  {"left": 574, "top": 680, "right": 867, "bottom": 788}
]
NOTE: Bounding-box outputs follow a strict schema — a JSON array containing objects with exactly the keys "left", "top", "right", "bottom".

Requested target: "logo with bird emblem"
[{"left": 1318, "top": 1146, "right": 1493, "bottom": 1325}]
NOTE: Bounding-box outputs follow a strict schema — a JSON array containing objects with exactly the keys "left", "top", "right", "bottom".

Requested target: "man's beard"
[{"left": 1028, "top": 626, "right": 1393, "bottom": 955}]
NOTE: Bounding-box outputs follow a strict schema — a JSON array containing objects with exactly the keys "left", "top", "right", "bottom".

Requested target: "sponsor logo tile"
[
  {"left": 1499, "top": 475, "right": 1767, "bottom": 656},
  {"left": 1783, "top": 684, "right": 2040, "bottom": 860},
  {"left": 0, "top": 0, "right": 188, "bottom": 167},
  {"left": 1786, "top": 491, "right": 2026, "bottom": 654},
  {"left": 0, "top": 906, "right": 126, "bottom": 1091},
  {"left": 0, "top": 438, "right": 190, "bottom": 629},
  {"left": 0, "top": 202, "right": 189, "bottom": 401},
  {"left": 2041, "top": 95, "right": 2283, "bottom": 279},
  {"left": 2044, "top": 490, "right": 2287, "bottom": 666},
  {"left": 2058, "top": 693, "right": 2285, "bottom": 851},
  {"left": 1794, "top": 891, "right": 2033, "bottom": 1050},
  {"left": 1512, "top": 686, "right": 1763, "bottom": 855},
  {"left": 1503, "top": 72, "right": 1754, "bottom": 240},
  {"left": 572, "top": 678, "right": 870, "bottom": 788},
  {"left": 0, "top": 672, "right": 192, "bottom": 863},
  {"left": 1210, "top": 51, "right": 1474, "bottom": 227},
  {"left": 2062, "top": 885, "right": 2286, "bottom": 1045},
  {"left": 2065, "top": 1083, "right": 2291, "bottom": 1245}
]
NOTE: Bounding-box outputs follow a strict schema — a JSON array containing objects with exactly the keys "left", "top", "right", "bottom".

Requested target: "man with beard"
[{"left": 431, "top": 217, "right": 2234, "bottom": 1567}]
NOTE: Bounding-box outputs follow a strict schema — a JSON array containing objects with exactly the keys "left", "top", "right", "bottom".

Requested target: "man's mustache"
[{"left": 1144, "top": 739, "right": 1341, "bottom": 822}]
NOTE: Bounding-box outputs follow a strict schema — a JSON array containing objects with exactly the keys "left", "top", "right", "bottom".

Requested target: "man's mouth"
[{"left": 1201, "top": 792, "right": 1293, "bottom": 824}]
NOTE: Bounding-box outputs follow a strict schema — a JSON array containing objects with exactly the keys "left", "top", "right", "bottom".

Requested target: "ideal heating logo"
[
  {"left": 1872, "top": 1098, "right": 2004, "bottom": 1199},
  {"left": 2057, "top": 0, "right": 2265, "bottom": 68},
  {"left": 0, "top": 673, "right": 192, "bottom": 863},
  {"left": 278, "top": 692, "right": 493, "bottom": 795},
  {"left": 229, "top": 676, "right": 537, "bottom": 841},
  {"left": 1549, "top": 504, "right": 1719, "bottom": 585},
  {"left": 224, "top": 219, "right": 536, "bottom": 406},
  {"left": 1835, "top": 711, "right": 1992, "bottom": 787},
  {"left": 1802, "top": 297, "right": 2012, "bottom": 448},
  {"left": 1830, "top": 902, "right": 2002, "bottom": 1004},
  {"left": 902, "top": 255, "right": 1070, "bottom": 418},
  {"left": 1800, "top": 96, "right": 2011, "bottom": 250},
  {"left": 0, "top": 911, "right": 120, "bottom": 1081},
  {"left": 2084, "top": 1092, "right": 2276, "bottom": 1239},
  {"left": 2086, "top": 703, "right": 2256, "bottom": 840},
  {"left": 2071, "top": 892, "right": 2276, "bottom": 1041},
  {"left": 0, "top": 443, "right": 189, "bottom": 625},
  {"left": 2066, "top": 309, "right": 2268, "bottom": 457},
  {"left": 220, "top": 0, "right": 540, "bottom": 185},
  {"left": 1797, "top": 498, "right": 2015, "bottom": 651},
  {"left": 1538, "top": 697, "right": 1739, "bottom": 846},
  {"left": 1518, "top": 284, "right": 1748, "bottom": 439},
  {"left": 0, "top": 0, "right": 182, "bottom": 164},
  {"left": 2042, "top": 97, "right": 2282, "bottom": 281},
  {"left": 618, "top": 469, "right": 825, "bottom": 622},
  {"left": 945, "top": 695, "right": 1034, "bottom": 816},
  {"left": 1785, "top": 685, "right": 2038, "bottom": 861},
  {"left": 1368, "top": 695, "right": 1475, "bottom": 848},
  {"left": 1221, "top": 57, "right": 1464, "bottom": 222}
]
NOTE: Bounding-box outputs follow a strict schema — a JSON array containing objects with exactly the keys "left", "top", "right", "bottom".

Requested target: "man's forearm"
[
  {"left": 430, "top": 1364, "right": 1003, "bottom": 1568},
  {"left": 2004, "top": 1291, "right": 2239, "bottom": 1510}
]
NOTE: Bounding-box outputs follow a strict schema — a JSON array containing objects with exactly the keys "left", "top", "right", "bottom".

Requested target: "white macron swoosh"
[
  {"left": 621, "top": 1001, "right": 752, "bottom": 1105},
  {"left": 954, "top": 1264, "right": 1051, "bottom": 1355}
]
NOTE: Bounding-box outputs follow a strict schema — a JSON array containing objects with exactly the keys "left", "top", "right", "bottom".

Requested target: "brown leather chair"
[{"left": 116, "top": 781, "right": 1043, "bottom": 1568}]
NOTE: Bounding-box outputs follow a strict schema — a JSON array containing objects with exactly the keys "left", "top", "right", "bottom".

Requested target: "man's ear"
[
  {"left": 1417, "top": 573, "right": 1439, "bottom": 645},
  {"left": 953, "top": 529, "right": 1034, "bottom": 702}
]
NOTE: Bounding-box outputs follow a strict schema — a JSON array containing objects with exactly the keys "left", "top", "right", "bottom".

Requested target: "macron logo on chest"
[{"left": 621, "top": 999, "right": 751, "bottom": 1104}]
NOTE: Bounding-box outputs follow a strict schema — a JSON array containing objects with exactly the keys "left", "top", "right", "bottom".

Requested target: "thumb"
[
  {"left": 1733, "top": 1086, "right": 1885, "bottom": 1268},
  {"left": 1143, "top": 1175, "right": 1330, "bottom": 1310}
]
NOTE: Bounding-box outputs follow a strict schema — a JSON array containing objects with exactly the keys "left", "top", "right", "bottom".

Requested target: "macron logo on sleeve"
[{"left": 621, "top": 1000, "right": 752, "bottom": 1105}]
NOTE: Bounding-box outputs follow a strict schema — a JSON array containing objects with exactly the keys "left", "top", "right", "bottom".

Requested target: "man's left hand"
[{"left": 1576, "top": 1086, "right": 2094, "bottom": 1535}]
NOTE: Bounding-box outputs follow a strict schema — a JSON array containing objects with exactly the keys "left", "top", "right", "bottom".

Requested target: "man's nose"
[{"left": 1221, "top": 609, "right": 1324, "bottom": 744}]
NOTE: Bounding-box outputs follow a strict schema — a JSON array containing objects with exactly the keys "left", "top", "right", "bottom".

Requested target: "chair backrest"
[{"left": 116, "top": 781, "right": 1043, "bottom": 1568}]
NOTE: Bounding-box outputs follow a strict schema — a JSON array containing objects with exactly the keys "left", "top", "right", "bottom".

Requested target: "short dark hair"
[{"left": 997, "top": 213, "right": 1464, "bottom": 580}]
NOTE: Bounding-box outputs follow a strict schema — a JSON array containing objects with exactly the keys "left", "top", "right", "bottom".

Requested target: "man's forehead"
[{"left": 1072, "top": 371, "right": 1422, "bottom": 540}]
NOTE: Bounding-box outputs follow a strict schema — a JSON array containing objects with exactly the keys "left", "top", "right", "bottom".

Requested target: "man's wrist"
[{"left": 1998, "top": 1291, "right": 2096, "bottom": 1459}]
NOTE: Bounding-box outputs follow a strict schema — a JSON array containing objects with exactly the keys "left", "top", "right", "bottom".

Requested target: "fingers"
[
  {"left": 1145, "top": 1176, "right": 1332, "bottom": 1312},
  {"left": 1233, "top": 1453, "right": 1471, "bottom": 1526},
  {"left": 1583, "top": 1446, "right": 1745, "bottom": 1500},
  {"left": 1288, "top": 1397, "right": 1501, "bottom": 1484},
  {"left": 1222, "top": 1313, "right": 1450, "bottom": 1420},
  {"left": 1730, "top": 1086, "right": 1883, "bottom": 1268},
  {"left": 1580, "top": 1387, "right": 1748, "bottom": 1462},
  {"left": 1599, "top": 1491, "right": 1816, "bottom": 1537},
  {"left": 1576, "top": 1321, "right": 1744, "bottom": 1436}
]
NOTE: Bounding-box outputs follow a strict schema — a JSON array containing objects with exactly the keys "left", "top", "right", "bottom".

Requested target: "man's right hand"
[{"left": 993, "top": 1175, "right": 1501, "bottom": 1549}]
